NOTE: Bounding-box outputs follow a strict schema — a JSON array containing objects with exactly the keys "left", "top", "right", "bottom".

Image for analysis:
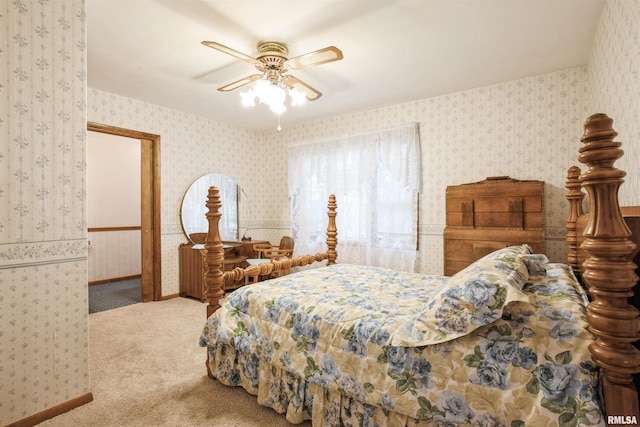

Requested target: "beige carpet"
[{"left": 38, "top": 297, "right": 311, "bottom": 426}]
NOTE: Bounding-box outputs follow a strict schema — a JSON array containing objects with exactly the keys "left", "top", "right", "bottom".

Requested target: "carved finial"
[{"left": 579, "top": 113, "right": 624, "bottom": 182}]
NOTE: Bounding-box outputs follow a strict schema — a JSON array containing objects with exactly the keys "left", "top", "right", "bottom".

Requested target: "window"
[{"left": 288, "top": 124, "right": 421, "bottom": 271}]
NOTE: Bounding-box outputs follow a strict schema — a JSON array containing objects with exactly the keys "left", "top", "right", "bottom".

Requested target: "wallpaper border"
[
  {"left": 0, "top": 240, "right": 88, "bottom": 268},
  {"left": 419, "top": 224, "right": 566, "bottom": 240}
]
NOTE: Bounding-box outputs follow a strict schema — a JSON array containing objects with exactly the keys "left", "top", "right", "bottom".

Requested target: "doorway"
[{"left": 87, "top": 122, "right": 161, "bottom": 301}]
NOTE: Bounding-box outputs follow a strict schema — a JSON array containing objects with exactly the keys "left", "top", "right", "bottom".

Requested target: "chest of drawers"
[{"left": 444, "top": 177, "right": 545, "bottom": 276}]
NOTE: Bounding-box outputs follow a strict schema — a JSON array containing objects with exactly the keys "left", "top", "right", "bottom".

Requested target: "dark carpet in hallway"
[{"left": 89, "top": 278, "right": 141, "bottom": 313}]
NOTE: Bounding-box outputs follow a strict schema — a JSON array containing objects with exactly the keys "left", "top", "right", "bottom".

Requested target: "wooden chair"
[
  {"left": 271, "top": 236, "right": 295, "bottom": 259},
  {"left": 245, "top": 236, "right": 295, "bottom": 284},
  {"left": 248, "top": 242, "right": 274, "bottom": 262}
]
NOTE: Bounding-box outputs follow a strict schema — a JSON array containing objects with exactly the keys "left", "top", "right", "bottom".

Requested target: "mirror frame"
[{"left": 180, "top": 174, "right": 248, "bottom": 244}]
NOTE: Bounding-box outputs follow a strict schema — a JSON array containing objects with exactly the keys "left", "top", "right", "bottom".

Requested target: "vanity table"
[
  {"left": 179, "top": 240, "right": 268, "bottom": 300},
  {"left": 178, "top": 173, "right": 257, "bottom": 300}
]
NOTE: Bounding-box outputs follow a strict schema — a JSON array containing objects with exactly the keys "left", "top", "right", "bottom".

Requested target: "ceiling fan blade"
[
  {"left": 285, "top": 46, "right": 343, "bottom": 71},
  {"left": 202, "top": 41, "right": 264, "bottom": 71},
  {"left": 218, "top": 74, "right": 261, "bottom": 92},
  {"left": 282, "top": 75, "right": 322, "bottom": 101}
]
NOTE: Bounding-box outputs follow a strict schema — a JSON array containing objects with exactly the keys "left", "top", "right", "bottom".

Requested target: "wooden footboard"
[
  {"left": 202, "top": 189, "right": 338, "bottom": 317},
  {"left": 565, "top": 113, "right": 640, "bottom": 420}
]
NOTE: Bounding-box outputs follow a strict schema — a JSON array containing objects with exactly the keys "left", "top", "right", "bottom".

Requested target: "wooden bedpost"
[
  {"left": 565, "top": 166, "right": 585, "bottom": 276},
  {"left": 326, "top": 194, "right": 338, "bottom": 266},
  {"left": 578, "top": 113, "right": 640, "bottom": 419},
  {"left": 203, "top": 186, "right": 225, "bottom": 318},
  {"left": 204, "top": 191, "right": 338, "bottom": 313}
]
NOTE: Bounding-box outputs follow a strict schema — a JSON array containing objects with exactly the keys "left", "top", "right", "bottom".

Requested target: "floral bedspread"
[{"left": 199, "top": 262, "right": 604, "bottom": 426}]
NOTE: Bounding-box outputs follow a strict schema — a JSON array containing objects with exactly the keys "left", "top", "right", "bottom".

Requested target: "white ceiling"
[{"left": 87, "top": 0, "right": 606, "bottom": 131}]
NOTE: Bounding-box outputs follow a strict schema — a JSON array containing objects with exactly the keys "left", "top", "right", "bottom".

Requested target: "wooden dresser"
[
  {"left": 179, "top": 240, "right": 267, "bottom": 301},
  {"left": 444, "top": 177, "right": 545, "bottom": 276}
]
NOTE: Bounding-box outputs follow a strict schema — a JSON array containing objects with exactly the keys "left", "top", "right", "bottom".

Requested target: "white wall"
[
  {"left": 87, "top": 131, "right": 140, "bottom": 227},
  {"left": 88, "top": 229, "right": 141, "bottom": 282},
  {"left": 87, "top": 131, "right": 141, "bottom": 282}
]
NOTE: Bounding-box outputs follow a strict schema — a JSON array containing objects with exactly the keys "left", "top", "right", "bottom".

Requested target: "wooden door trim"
[{"left": 87, "top": 122, "right": 162, "bottom": 301}]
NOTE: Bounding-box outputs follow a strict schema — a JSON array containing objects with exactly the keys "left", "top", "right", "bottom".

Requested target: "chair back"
[
  {"left": 278, "top": 236, "right": 295, "bottom": 257},
  {"left": 245, "top": 237, "right": 295, "bottom": 284},
  {"left": 252, "top": 243, "right": 273, "bottom": 259}
]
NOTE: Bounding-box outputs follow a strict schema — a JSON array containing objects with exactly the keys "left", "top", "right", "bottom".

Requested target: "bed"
[{"left": 199, "top": 113, "right": 640, "bottom": 425}]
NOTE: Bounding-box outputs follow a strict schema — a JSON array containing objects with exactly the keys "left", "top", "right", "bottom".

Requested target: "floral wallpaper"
[
  {"left": 586, "top": 0, "right": 640, "bottom": 205},
  {"left": 0, "top": 0, "right": 637, "bottom": 425},
  {"left": 0, "top": 0, "right": 89, "bottom": 425}
]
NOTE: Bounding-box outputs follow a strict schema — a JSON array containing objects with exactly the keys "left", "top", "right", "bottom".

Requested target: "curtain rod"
[{"left": 288, "top": 122, "right": 419, "bottom": 148}]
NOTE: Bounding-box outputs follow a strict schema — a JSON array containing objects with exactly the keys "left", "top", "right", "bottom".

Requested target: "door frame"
[{"left": 87, "top": 122, "right": 162, "bottom": 301}]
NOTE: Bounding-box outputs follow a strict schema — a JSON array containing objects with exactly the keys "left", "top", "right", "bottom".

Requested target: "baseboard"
[
  {"left": 89, "top": 274, "right": 141, "bottom": 286},
  {"left": 6, "top": 392, "right": 93, "bottom": 427},
  {"left": 160, "top": 293, "right": 179, "bottom": 300}
]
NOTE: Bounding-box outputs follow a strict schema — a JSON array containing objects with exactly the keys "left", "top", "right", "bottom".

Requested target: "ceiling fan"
[{"left": 201, "top": 41, "right": 343, "bottom": 102}]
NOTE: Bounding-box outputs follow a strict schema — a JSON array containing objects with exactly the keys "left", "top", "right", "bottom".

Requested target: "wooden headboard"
[{"left": 444, "top": 177, "right": 545, "bottom": 275}]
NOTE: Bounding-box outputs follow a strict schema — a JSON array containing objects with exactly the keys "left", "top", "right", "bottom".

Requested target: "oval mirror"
[{"left": 180, "top": 174, "right": 249, "bottom": 244}]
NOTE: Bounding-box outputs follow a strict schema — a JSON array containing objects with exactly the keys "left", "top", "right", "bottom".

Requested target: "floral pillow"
[{"left": 391, "top": 245, "right": 532, "bottom": 347}]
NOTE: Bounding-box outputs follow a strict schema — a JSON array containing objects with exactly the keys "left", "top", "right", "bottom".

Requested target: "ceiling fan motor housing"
[{"left": 256, "top": 42, "right": 289, "bottom": 71}]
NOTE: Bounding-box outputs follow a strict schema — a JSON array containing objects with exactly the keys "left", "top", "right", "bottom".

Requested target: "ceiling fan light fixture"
[
  {"left": 269, "top": 103, "right": 287, "bottom": 115},
  {"left": 240, "top": 78, "right": 306, "bottom": 115},
  {"left": 289, "top": 87, "right": 306, "bottom": 106},
  {"left": 258, "top": 79, "right": 285, "bottom": 105},
  {"left": 240, "top": 89, "right": 256, "bottom": 107}
]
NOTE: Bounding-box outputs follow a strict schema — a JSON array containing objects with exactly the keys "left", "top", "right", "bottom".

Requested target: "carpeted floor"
[
  {"left": 89, "top": 278, "right": 142, "bottom": 313},
  {"left": 37, "top": 297, "right": 309, "bottom": 426}
]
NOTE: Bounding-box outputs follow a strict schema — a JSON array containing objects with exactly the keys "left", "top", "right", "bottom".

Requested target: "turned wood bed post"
[
  {"left": 203, "top": 189, "right": 338, "bottom": 317},
  {"left": 203, "top": 186, "right": 225, "bottom": 318},
  {"left": 325, "top": 194, "right": 338, "bottom": 266},
  {"left": 565, "top": 166, "right": 584, "bottom": 276},
  {"left": 578, "top": 113, "right": 640, "bottom": 419}
]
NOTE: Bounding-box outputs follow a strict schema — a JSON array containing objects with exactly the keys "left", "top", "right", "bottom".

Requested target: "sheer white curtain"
[{"left": 288, "top": 124, "right": 421, "bottom": 272}]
